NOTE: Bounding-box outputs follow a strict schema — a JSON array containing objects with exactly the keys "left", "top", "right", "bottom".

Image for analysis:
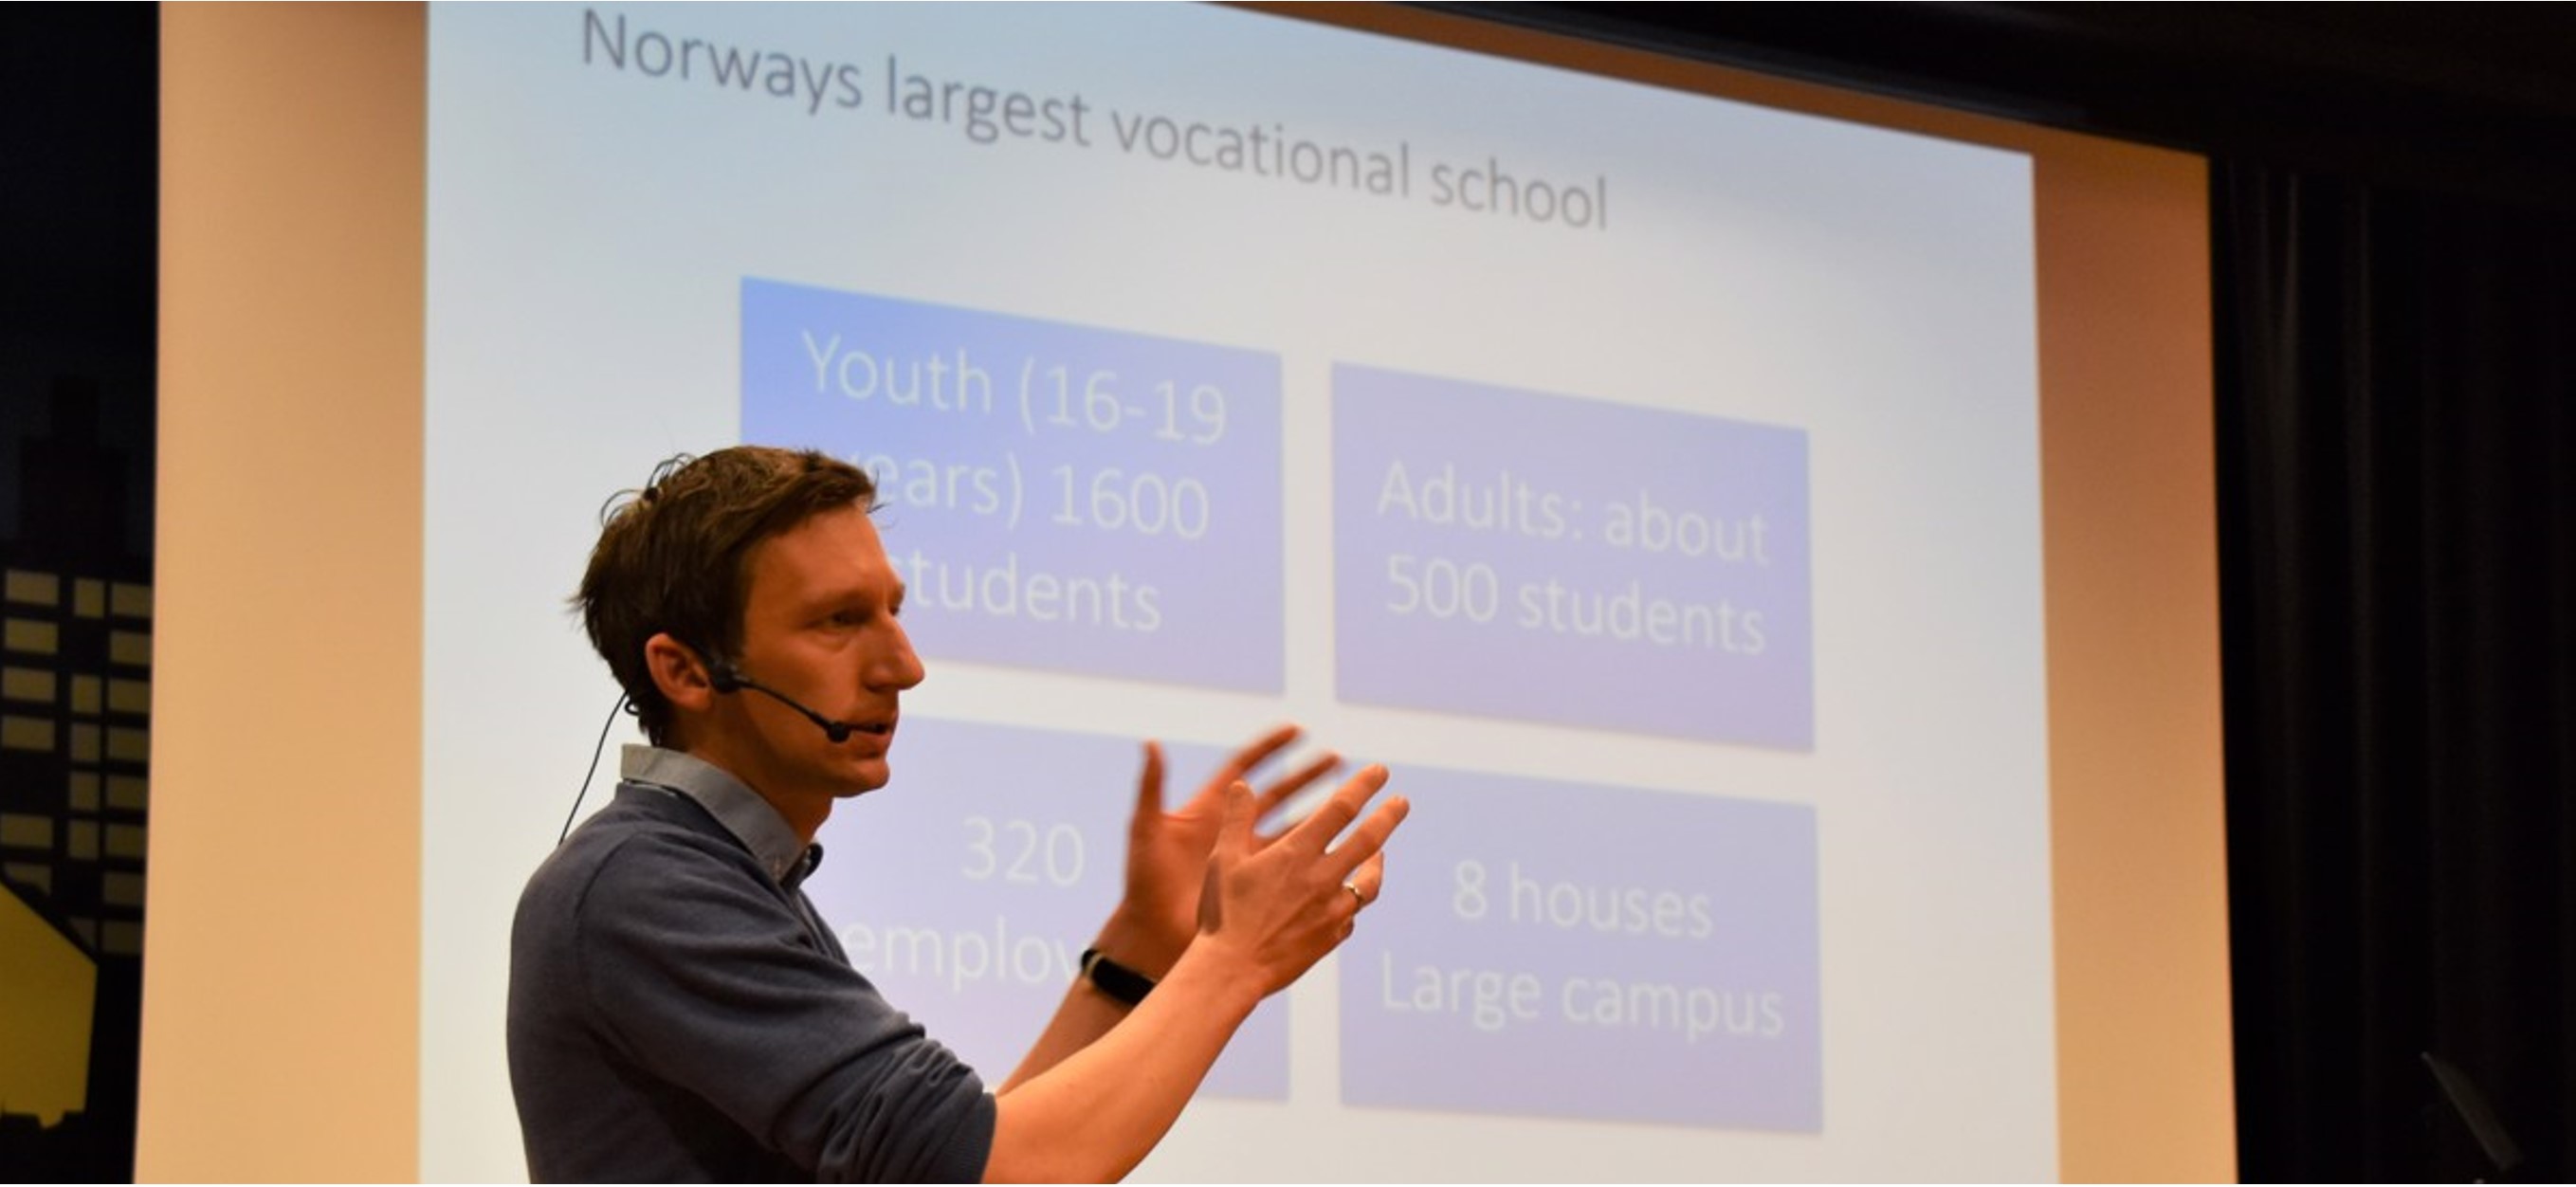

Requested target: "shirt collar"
[{"left": 619, "top": 744, "right": 823, "bottom": 886}]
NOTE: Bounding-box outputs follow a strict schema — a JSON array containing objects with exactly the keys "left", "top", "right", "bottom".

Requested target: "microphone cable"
[{"left": 558, "top": 695, "right": 631, "bottom": 846}]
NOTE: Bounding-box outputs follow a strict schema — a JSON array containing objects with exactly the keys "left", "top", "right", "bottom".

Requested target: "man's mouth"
[{"left": 844, "top": 715, "right": 896, "bottom": 739}]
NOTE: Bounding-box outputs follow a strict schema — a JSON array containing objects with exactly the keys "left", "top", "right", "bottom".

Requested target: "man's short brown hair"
[{"left": 575, "top": 447, "right": 877, "bottom": 745}]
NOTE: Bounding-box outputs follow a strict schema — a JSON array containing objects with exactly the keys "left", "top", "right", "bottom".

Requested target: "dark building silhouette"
[
  {"left": 0, "top": 374, "right": 154, "bottom": 1182},
  {"left": 3, "top": 10, "right": 157, "bottom": 1178}
]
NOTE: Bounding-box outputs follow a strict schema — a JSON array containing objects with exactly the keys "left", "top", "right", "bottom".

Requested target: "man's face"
[{"left": 718, "top": 502, "right": 923, "bottom": 810}]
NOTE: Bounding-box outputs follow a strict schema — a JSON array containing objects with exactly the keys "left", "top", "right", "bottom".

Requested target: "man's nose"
[{"left": 872, "top": 619, "right": 926, "bottom": 691}]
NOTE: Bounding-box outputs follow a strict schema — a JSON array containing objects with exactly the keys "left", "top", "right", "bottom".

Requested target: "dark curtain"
[{"left": 2217, "top": 163, "right": 2576, "bottom": 1181}]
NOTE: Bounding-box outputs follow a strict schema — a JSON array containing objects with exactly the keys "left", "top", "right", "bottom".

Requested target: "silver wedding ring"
[{"left": 1343, "top": 881, "right": 1366, "bottom": 907}]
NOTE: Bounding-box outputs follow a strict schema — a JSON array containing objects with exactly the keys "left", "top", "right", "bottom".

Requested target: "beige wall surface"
[
  {"left": 143, "top": 4, "right": 424, "bottom": 1181},
  {"left": 2030, "top": 144, "right": 2231, "bottom": 1185},
  {"left": 145, "top": 3, "right": 2225, "bottom": 1180}
]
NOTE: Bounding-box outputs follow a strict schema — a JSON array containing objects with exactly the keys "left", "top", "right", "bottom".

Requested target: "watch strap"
[{"left": 1080, "top": 946, "right": 1157, "bottom": 1006}]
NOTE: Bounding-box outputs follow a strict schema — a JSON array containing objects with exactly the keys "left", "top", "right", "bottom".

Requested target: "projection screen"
[{"left": 145, "top": 5, "right": 2230, "bottom": 1181}]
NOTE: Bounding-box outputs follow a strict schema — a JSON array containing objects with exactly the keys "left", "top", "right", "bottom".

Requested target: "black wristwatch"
[{"left": 1079, "top": 947, "right": 1157, "bottom": 1006}]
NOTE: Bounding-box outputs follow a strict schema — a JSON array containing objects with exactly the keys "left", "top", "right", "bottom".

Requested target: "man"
[{"left": 508, "top": 447, "right": 1407, "bottom": 1182}]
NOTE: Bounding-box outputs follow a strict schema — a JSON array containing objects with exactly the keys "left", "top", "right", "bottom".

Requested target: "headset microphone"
[
  {"left": 557, "top": 653, "right": 869, "bottom": 848},
  {"left": 708, "top": 659, "right": 860, "bottom": 744}
]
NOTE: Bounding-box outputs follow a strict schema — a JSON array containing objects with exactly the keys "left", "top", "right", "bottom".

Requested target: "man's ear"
[{"left": 644, "top": 632, "right": 719, "bottom": 717}]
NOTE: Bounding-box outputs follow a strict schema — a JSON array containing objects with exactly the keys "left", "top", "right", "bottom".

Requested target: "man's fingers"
[
  {"left": 1206, "top": 721, "right": 1299, "bottom": 785},
  {"left": 1325, "top": 794, "right": 1410, "bottom": 880},
  {"left": 1132, "top": 740, "right": 1167, "bottom": 819},
  {"left": 1215, "top": 779, "right": 1258, "bottom": 852},
  {"left": 1341, "top": 851, "right": 1387, "bottom": 908},
  {"left": 1288, "top": 765, "right": 1390, "bottom": 853},
  {"left": 1254, "top": 750, "right": 1341, "bottom": 821}
]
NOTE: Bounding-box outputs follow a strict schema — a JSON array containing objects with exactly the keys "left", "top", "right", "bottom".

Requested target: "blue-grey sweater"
[{"left": 508, "top": 751, "right": 994, "bottom": 1182}]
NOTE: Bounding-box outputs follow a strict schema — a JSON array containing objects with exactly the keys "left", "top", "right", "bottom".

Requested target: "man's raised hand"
[
  {"left": 1196, "top": 764, "right": 1409, "bottom": 998},
  {"left": 1107, "top": 724, "right": 1340, "bottom": 976}
]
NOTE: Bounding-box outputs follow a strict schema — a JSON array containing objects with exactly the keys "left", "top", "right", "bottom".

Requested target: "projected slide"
[
  {"left": 741, "top": 281, "right": 1284, "bottom": 690},
  {"left": 1341, "top": 765, "right": 1819, "bottom": 1130},
  {"left": 423, "top": 4, "right": 2052, "bottom": 1181},
  {"left": 1334, "top": 365, "right": 1812, "bottom": 747}
]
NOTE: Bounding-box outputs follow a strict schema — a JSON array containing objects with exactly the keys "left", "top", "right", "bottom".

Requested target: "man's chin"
[{"left": 838, "top": 758, "right": 892, "bottom": 796}]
